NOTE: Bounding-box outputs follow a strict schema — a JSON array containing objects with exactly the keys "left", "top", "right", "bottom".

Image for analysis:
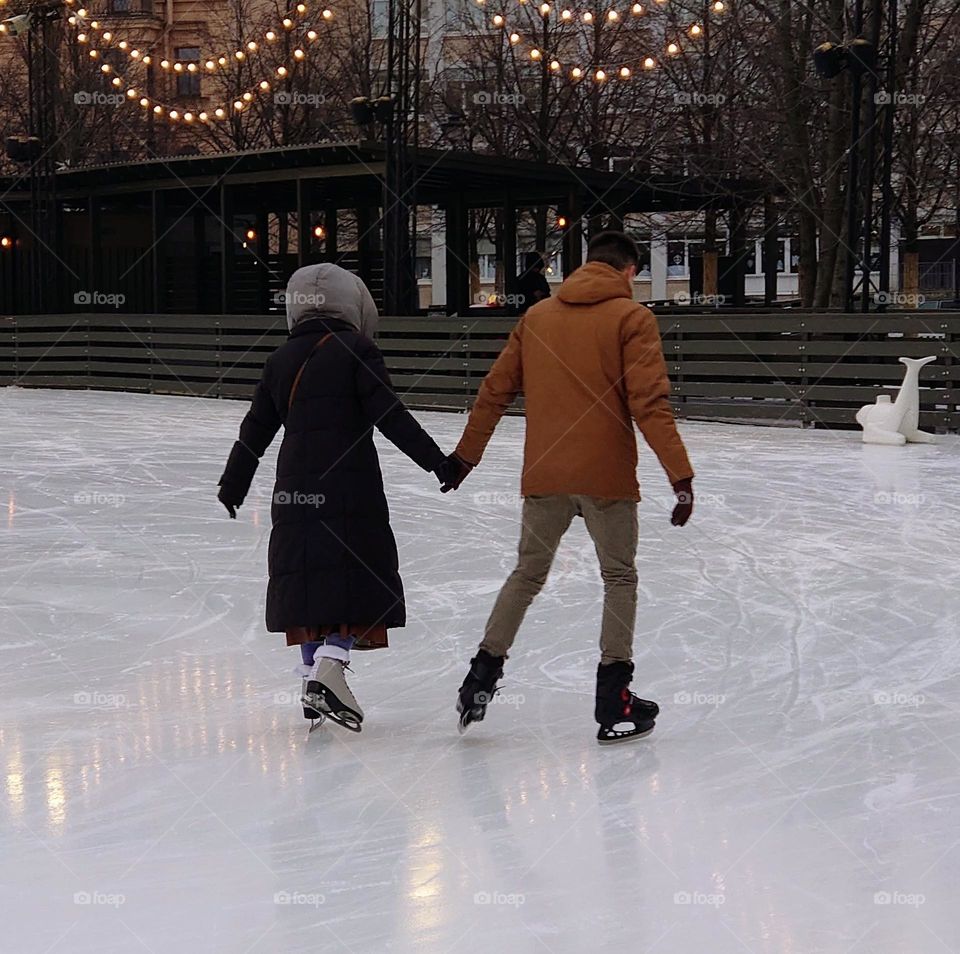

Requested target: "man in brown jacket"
[{"left": 444, "top": 231, "right": 695, "bottom": 744}]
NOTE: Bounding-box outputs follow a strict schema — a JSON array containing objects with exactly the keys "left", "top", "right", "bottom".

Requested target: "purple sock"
[
  {"left": 301, "top": 641, "right": 322, "bottom": 666},
  {"left": 325, "top": 633, "right": 356, "bottom": 653}
]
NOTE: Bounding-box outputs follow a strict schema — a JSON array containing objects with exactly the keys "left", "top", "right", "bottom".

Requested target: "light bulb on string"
[
  {"left": 643, "top": 55, "right": 655, "bottom": 68},
  {"left": 595, "top": 68, "right": 606, "bottom": 80},
  {"left": 667, "top": 41, "right": 679, "bottom": 53},
  {"left": 619, "top": 65, "right": 631, "bottom": 77},
  {"left": 294, "top": 48, "right": 305, "bottom": 59},
  {"left": 632, "top": 3, "right": 642, "bottom": 12},
  {"left": 550, "top": 59, "right": 560, "bottom": 70},
  {"left": 607, "top": 9, "right": 618, "bottom": 20},
  {"left": 560, "top": 8, "right": 572, "bottom": 18},
  {"left": 712, "top": 0, "right": 724, "bottom": 9},
  {"left": 493, "top": 14, "right": 504, "bottom": 25},
  {"left": 582, "top": 10, "right": 593, "bottom": 21},
  {"left": 530, "top": 48, "right": 541, "bottom": 59},
  {"left": 266, "top": 30, "right": 277, "bottom": 40},
  {"left": 571, "top": 66, "right": 582, "bottom": 78},
  {"left": 509, "top": 31, "right": 520, "bottom": 42},
  {"left": 283, "top": 17, "right": 294, "bottom": 27},
  {"left": 689, "top": 23, "right": 701, "bottom": 35},
  {"left": 539, "top": 2, "right": 549, "bottom": 13},
  {"left": 322, "top": 9, "right": 333, "bottom": 18}
]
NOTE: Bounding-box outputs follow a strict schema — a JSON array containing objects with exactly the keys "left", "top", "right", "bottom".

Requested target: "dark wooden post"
[
  {"left": 729, "top": 202, "right": 748, "bottom": 307},
  {"left": 502, "top": 193, "right": 517, "bottom": 311},
  {"left": 220, "top": 183, "right": 234, "bottom": 314},
  {"left": 193, "top": 204, "right": 206, "bottom": 313},
  {"left": 763, "top": 194, "right": 778, "bottom": 307},
  {"left": 324, "top": 204, "right": 338, "bottom": 260},
  {"left": 445, "top": 194, "right": 468, "bottom": 316},
  {"left": 561, "top": 190, "right": 583, "bottom": 277},
  {"left": 296, "top": 178, "right": 310, "bottom": 269},
  {"left": 88, "top": 193, "right": 101, "bottom": 303},
  {"left": 151, "top": 190, "right": 163, "bottom": 314},
  {"left": 256, "top": 206, "right": 269, "bottom": 312}
]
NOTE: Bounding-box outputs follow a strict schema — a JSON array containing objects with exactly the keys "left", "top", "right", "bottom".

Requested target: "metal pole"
[
  {"left": 844, "top": 0, "right": 865, "bottom": 313},
  {"left": 878, "top": 0, "right": 897, "bottom": 306}
]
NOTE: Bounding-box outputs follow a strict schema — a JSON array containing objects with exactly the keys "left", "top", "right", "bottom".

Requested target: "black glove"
[
  {"left": 218, "top": 482, "right": 244, "bottom": 519},
  {"left": 434, "top": 453, "right": 474, "bottom": 493},
  {"left": 671, "top": 478, "right": 694, "bottom": 527},
  {"left": 217, "top": 440, "right": 260, "bottom": 518}
]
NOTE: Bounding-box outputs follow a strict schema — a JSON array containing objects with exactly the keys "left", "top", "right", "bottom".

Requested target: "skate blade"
[
  {"left": 457, "top": 706, "right": 484, "bottom": 736},
  {"left": 304, "top": 686, "right": 363, "bottom": 734},
  {"left": 596, "top": 722, "right": 656, "bottom": 745}
]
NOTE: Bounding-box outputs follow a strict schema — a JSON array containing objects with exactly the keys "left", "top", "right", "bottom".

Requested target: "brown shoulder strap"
[{"left": 287, "top": 332, "right": 334, "bottom": 412}]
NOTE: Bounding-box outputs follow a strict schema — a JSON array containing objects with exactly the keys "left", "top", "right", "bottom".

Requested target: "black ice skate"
[
  {"left": 456, "top": 649, "right": 505, "bottom": 735},
  {"left": 302, "top": 658, "right": 363, "bottom": 733},
  {"left": 595, "top": 661, "right": 659, "bottom": 745}
]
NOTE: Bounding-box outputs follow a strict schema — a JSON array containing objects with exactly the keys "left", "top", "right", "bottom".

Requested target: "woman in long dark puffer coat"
[{"left": 217, "top": 264, "right": 468, "bottom": 733}]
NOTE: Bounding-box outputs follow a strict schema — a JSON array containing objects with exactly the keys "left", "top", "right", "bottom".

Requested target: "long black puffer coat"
[{"left": 219, "top": 316, "right": 445, "bottom": 632}]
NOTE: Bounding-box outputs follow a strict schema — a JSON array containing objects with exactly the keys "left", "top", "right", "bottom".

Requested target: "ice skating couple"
[{"left": 218, "top": 231, "right": 694, "bottom": 744}]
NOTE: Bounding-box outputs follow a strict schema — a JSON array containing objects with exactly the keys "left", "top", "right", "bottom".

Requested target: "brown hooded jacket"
[{"left": 455, "top": 261, "right": 693, "bottom": 500}]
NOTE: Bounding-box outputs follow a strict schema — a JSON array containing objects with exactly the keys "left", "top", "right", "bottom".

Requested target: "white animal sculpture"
[{"left": 856, "top": 356, "right": 938, "bottom": 445}]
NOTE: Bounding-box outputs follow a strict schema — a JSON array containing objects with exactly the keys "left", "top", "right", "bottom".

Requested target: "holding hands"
[{"left": 434, "top": 453, "right": 474, "bottom": 493}]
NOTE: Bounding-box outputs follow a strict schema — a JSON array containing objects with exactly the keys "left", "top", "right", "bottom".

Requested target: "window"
[
  {"left": 372, "top": 0, "right": 389, "bottom": 38},
  {"left": 175, "top": 48, "right": 201, "bottom": 97},
  {"left": 445, "top": 0, "right": 488, "bottom": 33},
  {"left": 667, "top": 240, "right": 687, "bottom": 277},
  {"left": 416, "top": 239, "right": 432, "bottom": 279}
]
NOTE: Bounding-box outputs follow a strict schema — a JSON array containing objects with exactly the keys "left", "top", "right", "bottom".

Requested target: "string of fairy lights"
[
  {"left": 0, "top": 0, "right": 728, "bottom": 121},
  {"left": 57, "top": 0, "right": 336, "bottom": 122},
  {"left": 483, "top": 0, "right": 726, "bottom": 77}
]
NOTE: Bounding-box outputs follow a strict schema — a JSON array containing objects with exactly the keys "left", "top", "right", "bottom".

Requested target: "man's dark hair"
[
  {"left": 586, "top": 231, "right": 640, "bottom": 271},
  {"left": 523, "top": 251, "right": 545, "bottom": 274}
]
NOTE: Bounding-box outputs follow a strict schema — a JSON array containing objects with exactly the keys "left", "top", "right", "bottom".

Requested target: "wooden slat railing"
[{"left": 1, "top": 312, "right": 958, "bottom": 430}]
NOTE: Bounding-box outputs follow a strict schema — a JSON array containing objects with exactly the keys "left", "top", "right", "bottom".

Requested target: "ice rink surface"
[{"left": 2, "top": 386, "right": 960, "bottom": 954}]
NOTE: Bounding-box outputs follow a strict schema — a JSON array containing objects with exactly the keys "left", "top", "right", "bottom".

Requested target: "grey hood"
[{"left": 284, "top": 263, "right": 379, "bottom": 338}]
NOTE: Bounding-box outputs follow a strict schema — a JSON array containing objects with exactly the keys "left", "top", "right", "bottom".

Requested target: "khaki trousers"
[{"left": 480, "top": 495, "right": 639, "bottom": 664}]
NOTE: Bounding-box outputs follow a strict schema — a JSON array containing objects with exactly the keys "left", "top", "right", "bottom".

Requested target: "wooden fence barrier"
[{"left": 1, "top": 312, "right": 958, "bottom": 430}]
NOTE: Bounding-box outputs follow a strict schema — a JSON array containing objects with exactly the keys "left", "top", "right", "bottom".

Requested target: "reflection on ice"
[{"left": 1, "top": 387, "right": 959, "bottom": 954}]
